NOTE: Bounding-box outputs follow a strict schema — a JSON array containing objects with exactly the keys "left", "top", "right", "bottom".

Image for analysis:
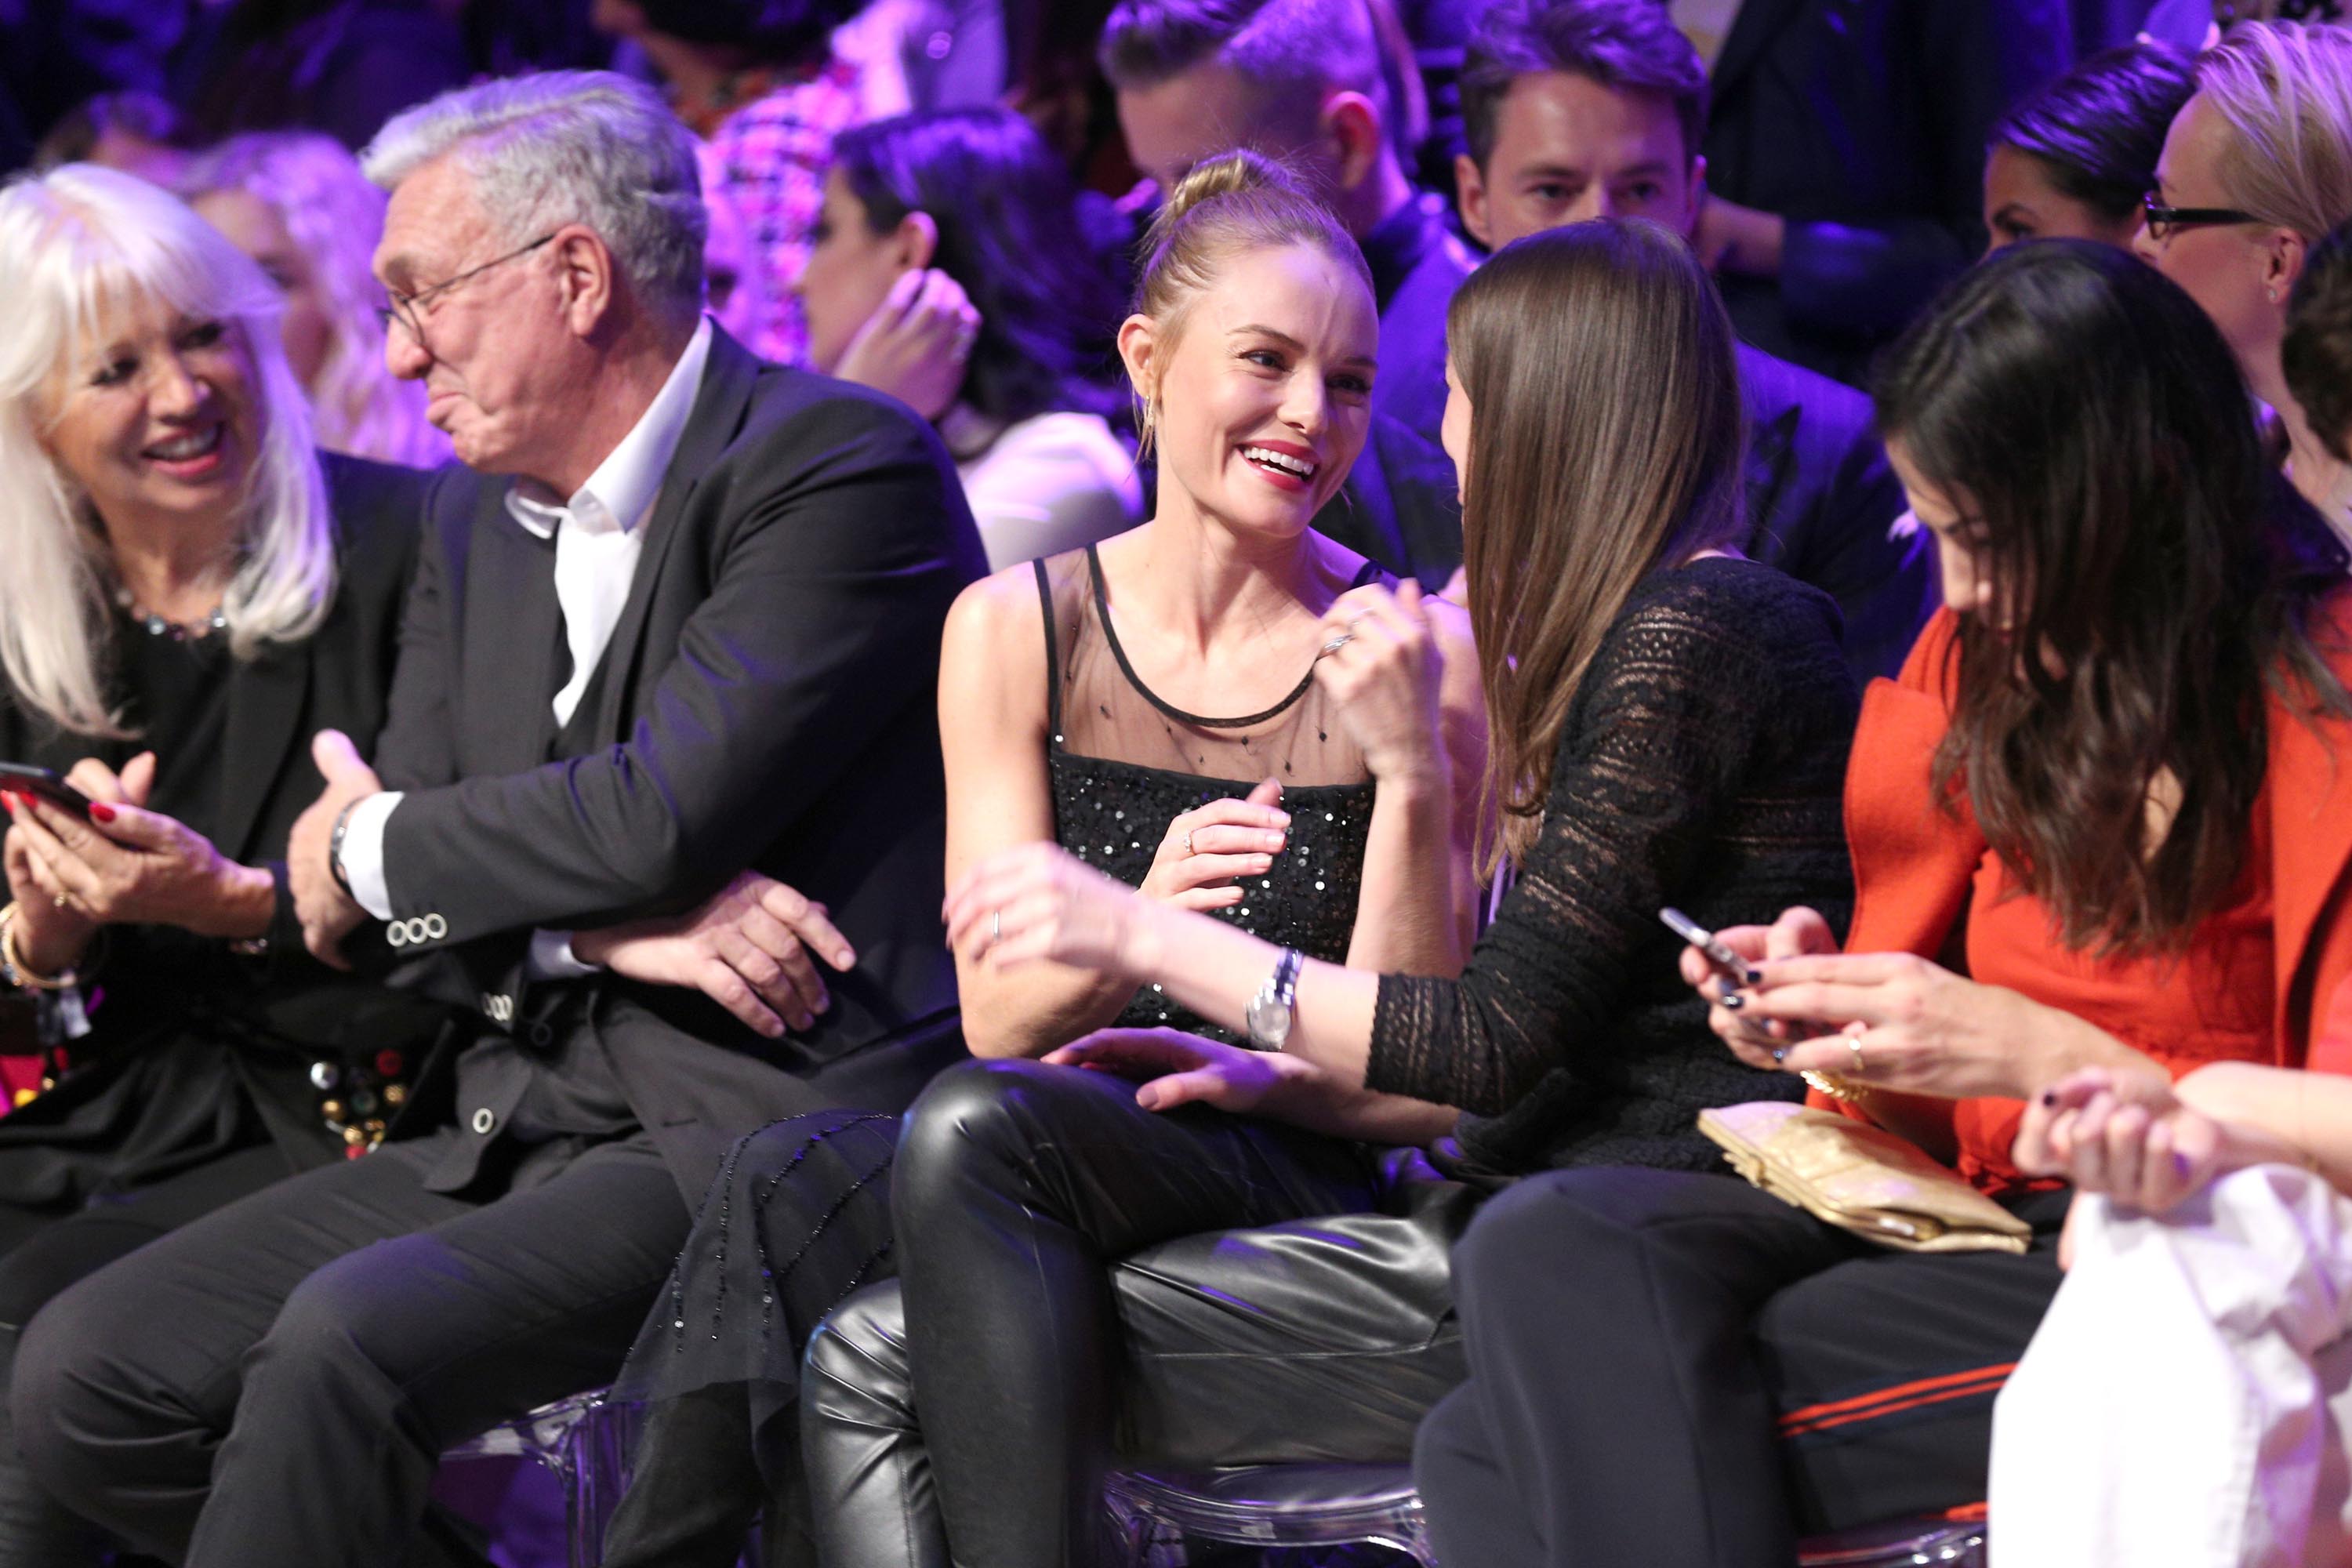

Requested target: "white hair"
[
  {"left": 180, "top": 131, "right": 450, "bottom": 469},
  {"left": 361, "top": 71, "right": 708, "bottom": 328},
  {"left": 0, "top": 164, "right": 336, "bottom": 739}
]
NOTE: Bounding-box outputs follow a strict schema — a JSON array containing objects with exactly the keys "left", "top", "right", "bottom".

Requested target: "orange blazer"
[{"left": 1823, "top": 602, "right": 2352, "bottom": 1192}]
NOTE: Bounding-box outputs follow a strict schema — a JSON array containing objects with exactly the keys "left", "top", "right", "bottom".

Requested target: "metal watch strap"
[
  {"left": 1247, "top": 947, "right": 1303, "bottom": 1051},
  {"left": 328, "top": 800, "right": 360, "bottom": 899}
]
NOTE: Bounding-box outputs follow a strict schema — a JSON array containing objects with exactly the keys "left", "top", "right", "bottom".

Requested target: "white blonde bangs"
[{"left": 0, "top": 164, "right": 339, "bottom": 738}]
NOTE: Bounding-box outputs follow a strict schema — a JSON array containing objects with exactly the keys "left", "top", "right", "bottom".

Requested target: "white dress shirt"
[{"left": 337, "top": 318, "right": 717, "bottom": 975}]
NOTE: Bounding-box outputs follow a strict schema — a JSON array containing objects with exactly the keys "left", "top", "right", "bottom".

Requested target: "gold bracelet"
[
  {"left": 0, "top": 903, "right": 78, "bottom": 993},
  {"left": 1802, "top": 1069, "right": 1870, "bottom": 1103}
]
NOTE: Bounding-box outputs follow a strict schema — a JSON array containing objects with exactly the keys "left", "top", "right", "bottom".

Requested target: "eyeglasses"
[
  {"left": 2140, "top": 193, "right": 2260, "bottom": 244},
  {"left": 376, "top": 233, "right": 556, "bottom": 344}
]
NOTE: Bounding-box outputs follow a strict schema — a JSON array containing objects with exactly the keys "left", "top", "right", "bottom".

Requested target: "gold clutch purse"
[{"left": 1696, "top": 1102, "right": 2033, "bottom": 1254}]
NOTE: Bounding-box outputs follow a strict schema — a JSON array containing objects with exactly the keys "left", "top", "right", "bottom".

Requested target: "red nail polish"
[{"left": 89, "top": 802, "right": 115, "bottom": 824}]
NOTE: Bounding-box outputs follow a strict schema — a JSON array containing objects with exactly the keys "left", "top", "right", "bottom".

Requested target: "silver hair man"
[{"left": 363, "top": 71, "right": 708, "bottom": 332}]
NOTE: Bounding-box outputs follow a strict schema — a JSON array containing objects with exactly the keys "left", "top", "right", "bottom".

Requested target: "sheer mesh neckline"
[
  {"left": 1085, "top": 544, "right": 1322, "bottom": 731},
  {"left": 1036, "top": 545, "right": 1387, "bottom": 792}
]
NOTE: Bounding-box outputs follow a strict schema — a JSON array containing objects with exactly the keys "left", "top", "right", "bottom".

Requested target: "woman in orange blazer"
[{"left": 1405, "top": 241, "right": 2352, "bottom": 1568}]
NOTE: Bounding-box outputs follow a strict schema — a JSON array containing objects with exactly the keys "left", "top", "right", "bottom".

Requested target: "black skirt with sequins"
[{"left": 612, "top": 1109, "right": 901, "bottom": 1403}]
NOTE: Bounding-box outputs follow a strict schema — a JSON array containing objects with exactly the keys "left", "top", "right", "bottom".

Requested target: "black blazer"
[
  {"left": 1702, "top": 0, "right": 2073, "bottom": 383},
  {"left": 362, "top": 329, "right": 985, "bottom": 1189},
  {"left": 1735, "top": 342, "right": 1936, "bottom": 683},
  {"left": 0, "top": 454, "right": 463, "bottom": 1204}
]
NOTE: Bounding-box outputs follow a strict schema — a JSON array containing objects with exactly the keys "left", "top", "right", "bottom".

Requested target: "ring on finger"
[
  {"left": 989, "top": 910, "right": 1002, "bottom": 949},
  {"left": 1847, "top": 1035, "right": 1867, "bottom": 1075},
  {"left": 1181, "top": 829, "right": 1194, "bottom": 856},
  {"left": 50, "top": 893, "right": 67, "bottom": 910},
  {"left": 1318, "top": 632, "right": 1354, "bottom": 659}
]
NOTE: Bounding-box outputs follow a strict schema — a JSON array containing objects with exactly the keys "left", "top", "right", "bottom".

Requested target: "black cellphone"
[{"left": 0, "top": 764, "right": 95, "bottom": 818}]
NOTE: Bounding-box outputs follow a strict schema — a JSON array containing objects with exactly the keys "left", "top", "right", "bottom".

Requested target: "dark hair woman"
[
  {"left": 924, "top": 216, "right": 1860, "bottom": 1568},
  {"left": 1388, "top": 240, "right": 2352, "bottom": 1568},
  {"left": 1983, "top": 42, "right": 2198, "bottom": 252},
  {"left": 796, "top": 105, "right": 1142, "bottom": 568}
]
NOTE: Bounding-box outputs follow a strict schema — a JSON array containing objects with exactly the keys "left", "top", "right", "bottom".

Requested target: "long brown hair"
[
  {"left": 1876, "top": 241, "right": 2349, "bottom": 956},
  {"left": 1449, "top": 220, "right": 1746, "bottom": 873}
]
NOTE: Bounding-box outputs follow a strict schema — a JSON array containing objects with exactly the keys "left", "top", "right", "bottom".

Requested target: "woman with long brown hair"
[
  {"left": 1393, "top": 241, "right": 2352, "bottom": 1568},
  {"left": 909, "top": 216, "right": 1860, "bottom": 1566}
]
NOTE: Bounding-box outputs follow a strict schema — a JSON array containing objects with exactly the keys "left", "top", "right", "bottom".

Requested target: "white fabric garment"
[
  {"left": 1991, "top": 1164, "right": 2352, "bottom": 1568},
  {"left": 338, "top": 320, "right": 717, "bottom": 982},
  {"left": 941, "top": 406, "right": 1143, "bottom": 571}
]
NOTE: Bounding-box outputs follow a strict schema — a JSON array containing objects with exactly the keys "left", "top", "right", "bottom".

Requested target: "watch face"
[{"left": 1247, "top": 992, "right": 1293, "bottom": 1049}]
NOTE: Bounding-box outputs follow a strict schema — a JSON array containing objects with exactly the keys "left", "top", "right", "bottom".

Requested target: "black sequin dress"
[{"left": 612, "top": 543, "right": 1388, "bottom": 1405}]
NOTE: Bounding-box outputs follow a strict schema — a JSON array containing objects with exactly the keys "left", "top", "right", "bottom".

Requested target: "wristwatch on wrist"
[
  {"left": 328, "top": 800, "right": 359, "bottom": 900},
  {"left": 1245, "top": 948, "right": 1304, "bottom": 1052}
]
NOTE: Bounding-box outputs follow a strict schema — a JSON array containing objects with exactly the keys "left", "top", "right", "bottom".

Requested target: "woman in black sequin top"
[{"left": 597, "top": 151, "right": 1485, "bottom": 1566}]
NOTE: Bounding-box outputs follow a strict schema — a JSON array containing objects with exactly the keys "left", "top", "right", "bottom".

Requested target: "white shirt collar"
[{"left": 506, "top": 316, "right": 716, "bottom": 540}]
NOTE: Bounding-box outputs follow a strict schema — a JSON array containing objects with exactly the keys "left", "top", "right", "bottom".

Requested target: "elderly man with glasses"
[{"left": 12, "top": 71, "right": 982, "bottom": 1568}]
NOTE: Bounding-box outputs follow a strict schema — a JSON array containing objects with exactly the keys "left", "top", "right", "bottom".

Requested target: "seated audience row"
[
  {"left": 1, "top": 10, "right": 2351, "bottom": 1567},
  {"left": 1, "top": 71, "right": 978, "bottom": 1568}
]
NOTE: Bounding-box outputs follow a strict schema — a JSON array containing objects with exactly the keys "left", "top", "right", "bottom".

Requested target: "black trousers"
[
  {"left": 11, "top": 1127, "right": 689, "bottom": 1567},
  {"left": 1413, "top": 1167, "right": 2067, "bottom": 1568},
  {"left": 0, "top": 1140, "right": 298, "bottom": 1568},
  {"left": 799, "top": 1058, "right": 1473, "bottom": 1568}
]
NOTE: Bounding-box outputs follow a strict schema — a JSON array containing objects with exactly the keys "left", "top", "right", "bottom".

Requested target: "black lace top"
[
  {"left": 1366, "top": 558, "right": 1861, "bottom": 1176},
  {"left": 1036, "top": 545, "right": 1387, "bottom": 1041}
]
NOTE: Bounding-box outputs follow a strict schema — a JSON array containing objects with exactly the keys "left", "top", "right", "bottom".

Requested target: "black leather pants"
[{"left": 804, "top": 1058, "right": 1473, "bottom": 1568}]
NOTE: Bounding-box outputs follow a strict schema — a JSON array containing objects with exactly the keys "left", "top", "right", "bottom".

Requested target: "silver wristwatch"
[{"left": 1245, "top": 948, "right": 1303, "bottom": 1051}]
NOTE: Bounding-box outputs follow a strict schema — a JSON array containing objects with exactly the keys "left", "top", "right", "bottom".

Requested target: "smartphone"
[
  {"left": 0, "top": 764, "right": 94, "bottom": 818},
  {"left": 1659, "top": 907, "right": 1758, "bottom": 988}
]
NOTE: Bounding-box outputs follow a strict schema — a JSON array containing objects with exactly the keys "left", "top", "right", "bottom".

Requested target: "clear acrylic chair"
[
  {"left": 1797, "top": 1513, "right": 1987, "bottom": 1567},
  {"left": 1104, "top": 1461, "right": 1986, "bottom": 1568},
  {"left": 441, "top": 1389, "right": 644, "bottom": 1568},
  {"left": 1105, "top": 1464, "right": 1436, "bottom": 1566}
]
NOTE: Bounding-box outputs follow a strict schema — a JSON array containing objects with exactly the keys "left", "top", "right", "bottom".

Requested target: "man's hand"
[
  {"left": 571, "top": 872, "right": 858, "bottom": 1038},
  {"left": 288, "top": 730, "right": 383, "bottom": 970},
  {"left": 1693, "top": 194, "right": 1788, "bottom": 279}
]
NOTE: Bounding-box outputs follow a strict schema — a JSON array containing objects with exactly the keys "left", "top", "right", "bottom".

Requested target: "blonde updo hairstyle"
[
  {"left": 1127, "top": 148, "right": 1372, "bottom": 459},
  {"left": 2195, "top": 21, "right": 2352, "bottom": 246}
]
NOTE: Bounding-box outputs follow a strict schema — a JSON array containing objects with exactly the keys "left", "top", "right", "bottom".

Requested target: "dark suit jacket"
[
  {"left": 1316, "top": 412, "right": 1465, "bottom": 593},
  {"left": 0, "top": 454, "right": 465, "bottom": 1205},
  {"left": 365, "top": 329, "right": 985, "bottom": 1192},
  {"left": 1735, "top": 342, "right": 1936, "bottom": 683},
  {"left": 1703, "top": 0, "right": 2072, "bottom": 383}
]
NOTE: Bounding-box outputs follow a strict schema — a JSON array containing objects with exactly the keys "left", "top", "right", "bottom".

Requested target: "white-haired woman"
[
  {"left": 0, "top": 164, "right": 460, "bottom": 1566},
  {"left": 178, "top": 131, "right": 451, "bottom": 469}
]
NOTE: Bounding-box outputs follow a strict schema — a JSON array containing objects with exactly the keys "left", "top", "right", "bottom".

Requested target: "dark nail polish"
[
  {"left": 2040, "top": 1090, "right": 2058, "bottom": 1106},
  {"left": 1722, "top": 993, "right": 1744, "bottom": 1011},
  {"left": 1745, "top": 967, "right": 1765, "bottom": 986}
]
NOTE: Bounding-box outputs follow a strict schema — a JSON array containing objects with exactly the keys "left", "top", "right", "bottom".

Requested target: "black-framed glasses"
[
  {"left": 376, "top": 233, "right": 556, "bottom": 342},
  {"left": 2141, "top": 193, "right": 2260, "bottom": 243}
]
